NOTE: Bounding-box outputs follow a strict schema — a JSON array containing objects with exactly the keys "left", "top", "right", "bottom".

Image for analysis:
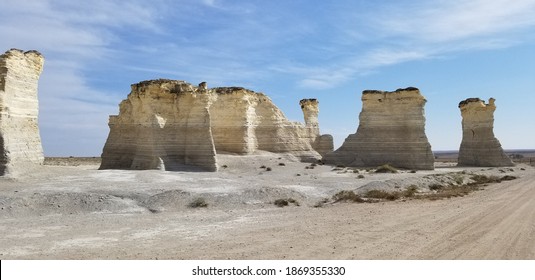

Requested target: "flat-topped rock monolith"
[
  {"left": 0, "top": 49, "right": 45, "bottom": 177},
  {"left": 457, "top": 98, "right": 513, "bottom": 167},
  {"left": 99, "top": 80, "right": 218, "bottom": 171},
  {"left": 100, "top": 79, "right": 333, "bottom": 171},
  {"left": 324, "top": 87, "right": 434, "bottom": 170}
]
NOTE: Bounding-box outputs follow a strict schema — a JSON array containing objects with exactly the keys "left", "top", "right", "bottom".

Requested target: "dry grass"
[
  {"left": 332, "top": 190, "right": 364, "bottom": 203},
  {"left": 365, "top": 190, "right": 400, "bottom": 201},
  {"left": 339, "top": 175, "right": 518, "bottom": 203},
  {"left": 375, "top": 164, "right": 398, "bottom": 173}
]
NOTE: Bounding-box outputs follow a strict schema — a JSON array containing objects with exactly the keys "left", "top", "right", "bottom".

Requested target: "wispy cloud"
[
  {"left": 2, "top": 0, "right": 535, "bottom": 155},
  {"left": 288, "top": 0, "right": 535, "bottom": 89},
  {"left": 0, "top": 0, "right": 164, "bottom": 155}
]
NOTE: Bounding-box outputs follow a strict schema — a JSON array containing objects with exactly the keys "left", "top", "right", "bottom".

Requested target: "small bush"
[
  {"left": 375, "top": 164, "right": 398, "bottom": 173},
  {"left": 403, "top": 185, "right": 419, "bottom": 197},
  {"left": 410, "top": 170, "right": 417, "bottom": 173},
  {"left": 336, "top": 164, "right": 346, "bottom": 168},
  {"left": 332, "top": 190, "right": 364, "bottom": 203},
  {"left": 499, "top": 175, "right": 517, "bottom": 181},
  {"left": 358, "top": 174, "right": 365, "bottom": 179},
  {"left": 278, "top": 163, "right": 286, "bottom": 166},
  {"left": 260, "top": 165, "right": 266, "bottom": 169},
  {"left": 314, "top": 198, "right": 329, "bottom": 208},
  {"left": 274, "top": 199, "right": 288, "bottom": 207},
  {"left": 221, "top": 165, "right": 228, "bottom": 169},
  {"left": 189, "top": 197, "right": 208, "bottom": 208},
  {"left": 353, "top": 169, "right": 359, "bottom": 173},
  {"left": 274, "top": 198, "right": 299, "bottom": 207},
  {"left": 296, "top": 173, "right": 301, "bottom": 176},
  {"left": 310, "top": 163, "right": 317, "bottom": 167},
  {"left": 453, "top": 174, "right": 464, "bottom": 185},
  {"left": 266, "top": 167, "right": 272, "bottom": 171}
]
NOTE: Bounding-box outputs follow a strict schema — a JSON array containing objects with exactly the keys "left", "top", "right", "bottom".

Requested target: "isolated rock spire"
[
  {"left": 300, "top": 98, "right": 333, "bottom": 156},
  {"left": 457, "top": 98, "right": 513, "bottom": 167},
  {"left": 0, "top": 49, "right": 45, "bottom": 176},
  {"left": 324, "top": 87, "right": 434, "bottom": 170}
]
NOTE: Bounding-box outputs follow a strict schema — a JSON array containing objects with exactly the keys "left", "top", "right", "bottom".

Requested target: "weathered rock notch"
[
  {"left": 0, "top": 49, "right": 45, "bottom": 176},
  {"left": 457, "top": 98, "right": 513, "bottom": 167},
  {"left": 324, "top": 87, "right": 434, "bottom": 170},
  {"left": 100, "top": 79, "right": 333, "bottom": 171}
]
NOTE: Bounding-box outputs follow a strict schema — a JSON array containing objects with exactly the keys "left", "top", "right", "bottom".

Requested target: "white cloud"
[
  {"left": 0, "top": 0, "right": 164, "bottom": 155},
  {"left": 292, "top": 0, "right": 535, "bottom": 89}
]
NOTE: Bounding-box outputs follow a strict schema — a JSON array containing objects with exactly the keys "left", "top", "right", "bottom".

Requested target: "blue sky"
[{"left": 1, "top": 0, "right": 534, "bottom": 156}]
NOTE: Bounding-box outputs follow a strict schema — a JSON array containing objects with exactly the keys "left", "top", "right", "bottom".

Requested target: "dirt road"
[{"left": 1, "top": 165, "right": 533, "bottom": 259}]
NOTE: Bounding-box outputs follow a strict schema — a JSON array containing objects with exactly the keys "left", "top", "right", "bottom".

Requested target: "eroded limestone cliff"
[
  {"left": 0, "top": 49, "right": 45, "bottom": 176},
  {"left": 99, "top": 80, "right": 218, "bottom": 171},
  {"left": 100, "top": 80, "right": 332, "bottom": 171},
  {"left": 324, "top": 87, "right": 434, "bottom": 170},
  {"left": 458, "top": 98, "right": 513, "bottom": 167}
]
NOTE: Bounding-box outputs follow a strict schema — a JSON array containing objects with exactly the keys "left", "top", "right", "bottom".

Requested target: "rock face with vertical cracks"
[
  {"left": 324, "top": 87, "right": 434, "bottom": 170},
  {"left": 458, "top": 98, "right": 513, "bottom": 167},
  {"left": 100, "top": 79, "right": 333, "bottom": 171},
  {"left": 0, "top": 49, "right": 45, "bottom": 177}
]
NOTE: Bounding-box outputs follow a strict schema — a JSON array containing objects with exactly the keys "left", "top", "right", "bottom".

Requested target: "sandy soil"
[{"left": 1, "top": 153, "right": 534, "bottom": 259}]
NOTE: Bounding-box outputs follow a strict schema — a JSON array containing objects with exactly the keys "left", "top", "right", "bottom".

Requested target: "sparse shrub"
[
  {"left": 353, "top": 169, "right": 359, "bottom": 173},
  {"left": 221, "top": 165, "right": 228, "bottom": 169},
  {"left": 499, "top": 175, "right": 517, "bottom": 181},
  {"left": 189, "top": 197, "right": 208, "bottom": 208},
  {"left": 278, "top": 163, "right": 286, "bottom": 166},
  {"left": 429, "top": 184, "right": 444, "bottom": 191},
  {"left": 410, "top": 170, "right": 417, "bottom": 173},
  {"left": 365, "top": 190, "right": 400, "bottom": 201},
  {"left": 274, "top": 199, "right": 288, "bottom": 207},
  {"left": 403, "top": 185, "right": 419, "bottom": 197},
  {"left": 358, "top": 174, "right": 365, "bottom": 179},
  {"left": 266, "top": 167, "right": 272, "bottom": 171},
  {"left": 296, "top": 173, "right": 301, "bottom": 176},
  {"left": 314, "top": 198, "right": 329, "bottom": 208},
  {"left": 260, "top": 165, "right": 266, "bottom": 169},
  {"left": 375, "top": 164, "right": 398, "bottom": 173},
  {"left": 420, "top": 185, "right": 475, "bottom": 200},
  {"left": 332, "top": 190, "right": 364, "bottom": 203},
  {"left": 470, "top": 175, "right": 499, "bottom": 184},
  {"left": 310, "top": 163, "right": 317, "bottom": 167},
  {"left": 453, "top": 174, "right": 464, "bottom": 185},
  {"left": 336, "top": 164, "right": 346, "bottom": 168},
  {"left": 274, "top": 198, "right": 300, "bottom": 207}
]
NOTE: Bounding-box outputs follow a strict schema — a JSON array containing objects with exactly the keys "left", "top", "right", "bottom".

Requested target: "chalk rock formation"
[
  {"left": 299, "top": 99, "right": 333, "bottom": 156},
  {"left": 457, "top": 98, "right": 513, "bottom": 167},
  {"left": 100, "top": 80, "right": 218, "bottom": 171},
  {"left": 0, "top": 49, "right": 45, "bottom": 176},
  {"left": 100, "top": 79, "right": 333, "bottom": 171},
  {"left": 324, "top": 87, "right": 434, "bottom": 170}
]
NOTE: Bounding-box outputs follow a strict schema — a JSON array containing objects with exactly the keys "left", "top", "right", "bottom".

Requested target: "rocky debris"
[
  {"left": 324, "top": 87, "right": 434, "bottom": 170},
  {"left": 0, "top": 49, "right": 45, "bottom": 177},
  {"left": 100, "top": 79, "right": 332, "bottom": 171},
  {"left": 457, "top": 98, "right": 514, "bottom": 167}
]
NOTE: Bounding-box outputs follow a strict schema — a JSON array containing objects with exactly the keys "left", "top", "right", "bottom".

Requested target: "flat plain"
[{"left": 0, "top": 153, "right": 534, "bottom": 259}]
